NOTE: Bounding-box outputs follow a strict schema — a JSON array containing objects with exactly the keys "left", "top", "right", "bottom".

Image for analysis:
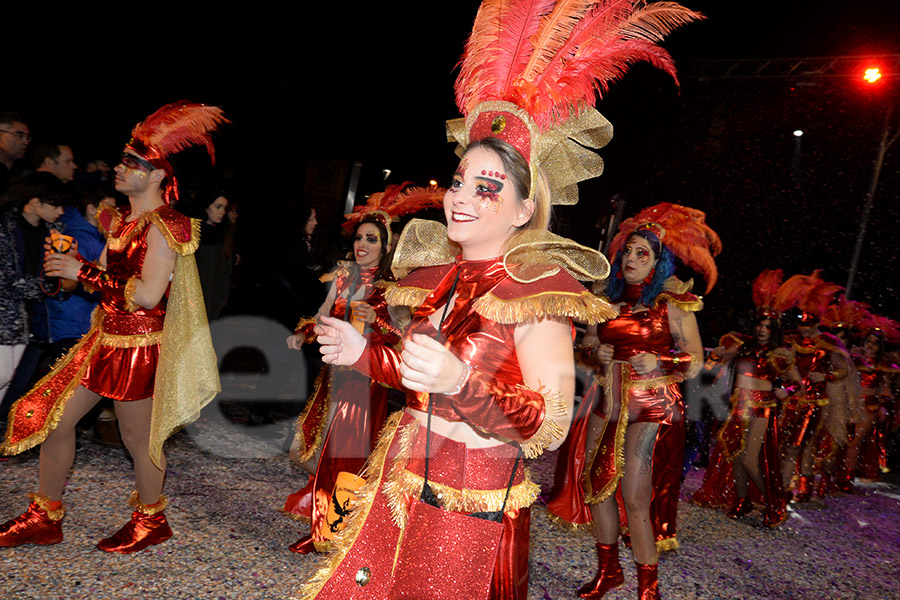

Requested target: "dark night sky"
[{"left": 5, "top": 2, "right": 899, "bottom": 333}]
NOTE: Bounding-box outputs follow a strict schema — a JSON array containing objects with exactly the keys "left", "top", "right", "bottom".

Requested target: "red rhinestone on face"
[
  {"left": 500, "top": 174, "right": 506, "bottom": 180},
  {"left": 481, "top": 170, "right": 487, "bottom": 175}
]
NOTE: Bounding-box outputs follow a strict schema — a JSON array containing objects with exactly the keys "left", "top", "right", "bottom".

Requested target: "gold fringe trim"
[
  {"left": 473, "top": 290, "right": 618, "bottom": 325},
  {"left": 629, "top": 374, "right": 681, "bottom": 391},
  {"left": 128, "top": 490, "right": 169, "bottom": 515},
  {"left": 585, "top": 366, "right": 628, "bottom": 504},
  {"left": 298, "top": 411, "right": 405, "bottom": 600},
  {"left": 294, "top": 368, "right": 331, "bottom": 464},
  {"left": 30, "top": 493, "right": 65, "bottom": 521},
  {"left": 659, "top": 295, "right": 703, "bottom": 313},
  {"left": 520, "top": 388, "right": 566, "bottom": 459},
  {"left": 657, "top": 536, "right": 679, "bottom": 553},
  {"left": 546, "top": 511, "right": 594, "bottom": 532},
  {"left": 387, "top": 469, "right": 539, "bottom": 521},
  {"left": 278, "top": 507, "right": 311, "bottom": 523},
  {"left": 100, "top": 330, "right": 162, "bottom": 348},
  {"left": 685, "top": 351, "right": 703, "bottom": 380},
  {"left": 107, "top": 212, "right": 154, "bottom": 252},
  {"left": 320, "top": 264, "right": 350, "bottom": 284},
  {"left": 1, "top": 317, "right": 103, "bottom": 456},
  {"left": 313, "top": 540, "right": 334, "bottom": 553},
  {"left": 150, "top": 213, "right": 200, "bottom": 256},
  {"left": 123, "top": 277, "right": 140, "bottom": 312},
  {"left": 383, "top": 416, "right": 421, "bottom": 529},
  {"left": 97, "top": 205, "right": 121, "bottom": 239},
  {"left": 385, "top": 285, "right": 431, "bottom": 309}
]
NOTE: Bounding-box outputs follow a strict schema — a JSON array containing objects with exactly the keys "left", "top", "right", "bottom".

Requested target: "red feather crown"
[
  {"left": 857, "top": 313, "right": 900, "bottom": 345},
  {"left": 751, "top": 269, "right": 786, "bottom": 319},
  {"left": 342, "top": 182, "right": 446, "bottom": 247},
  {"left": 821, "top": 297, "right": 872, "bottom": 332},
  {"left": 774, "top": 271, "right": 842, "bottom": 323},
  {"left": 126, "top": 101, "right": 229, "bottom": 204},
  {"left": 608, "top": 202, "right": 721, "bottom": 293},
  {"left": 447, "top": 0, "right": 704, "bottom": 205}
]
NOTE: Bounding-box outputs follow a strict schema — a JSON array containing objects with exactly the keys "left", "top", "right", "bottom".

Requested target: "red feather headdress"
[
  {"left": 608, "top": 202, "right": 721, "bottom": 293},
  {"left": 751, "top": 269, "right": 787, "bottom": 319},
  {"left": 342, "top": 182, "right": 445, "bottom": 247},
  {"left": 821, "top": 297, "right": 871, "bottom": 332},
  {"left": 447, "top": 0, "right": 703, "bottom": 205},
  {"left": 858, "top": 313, "right": 900, "bottom": 345},
  {"left": 126, "top": 101, "right": 229, "bottom": 204},
  {"left": 774, "top": 271, "right": 842, "bottom": 323}
]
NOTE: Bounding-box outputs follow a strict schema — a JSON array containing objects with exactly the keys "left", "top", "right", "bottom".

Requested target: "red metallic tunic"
[
  {"left": 283, "top": 266, "right": 398, "bottom": 551},
  {"left": 302, "top": 257, "right": 603, "bottom": 600},
  {"left": 81, "top": 211, "right": 169, "bottom": 400},
  {"left": 692, "top": 334, "right": 792, "bottom": 526},
  {"left": 781, "top": 332, "right": 841, "bottom": 448},
  {"left": 548, "top": 280, "right": 701, "bottom": 552},
  {"left": 852, "top": 352, "right": 898, "bottom": 479}
]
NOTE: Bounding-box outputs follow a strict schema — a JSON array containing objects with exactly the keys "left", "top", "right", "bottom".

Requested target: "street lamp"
[{"left": 846, "top": 65, "right": 898, "bottom": 299}]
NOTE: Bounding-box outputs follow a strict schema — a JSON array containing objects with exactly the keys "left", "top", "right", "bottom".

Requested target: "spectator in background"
[
  {"left": 189, "top": 187, "right": 234, "bottom": 321},
  {"left": 0, "top": 113, "right": 31, "bottom": 194},
  {"left": 33, "top": 144, "right": 77, "bottom": 184},
  {"left": 0, "top": 173, "right": 65, "bottom": 415}
]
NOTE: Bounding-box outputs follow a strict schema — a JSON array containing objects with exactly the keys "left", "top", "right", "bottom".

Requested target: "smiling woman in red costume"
[
  {"left": 692, "top": 269, "right": 801, "bottom": 527},
  {"left": 282, "top": 184, "right": 442, "bottom": 554},
  {"left": 300, "top": 1, "right": 701, "bottom": 597},
  {"left": 549, "top": 202, "right": 720, "bottom": 599},
  {"left": 0, "top": 102, "right": 223, "bottom": 553}
]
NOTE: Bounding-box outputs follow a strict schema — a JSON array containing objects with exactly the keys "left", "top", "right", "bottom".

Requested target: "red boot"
[
  {"left": 636, "top": 562, "right": 661, "bottom": 600},
  {"left": 0, "top": 495, "right": 64, "bottom": 547},
  {"left": 726, "top": 497, "right": 752, "bottom": 519},
  {"left": 97, "top": 492, "right": 173, "bottom": 554},
  {"left": 578, "top": 542, "right": 624, "bottom": 599}
]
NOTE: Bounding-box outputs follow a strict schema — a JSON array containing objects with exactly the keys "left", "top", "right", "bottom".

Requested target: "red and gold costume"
[
  {"left": 282, "top": 264, "right": 400, "bottom": 552},
  {"left": 2, "top": 204, "right": 219, "bottom": 464},
  {"left": 692, "top": 333, "right": 794, "bottom": 526},
  {"left": 300, "top": 223, "right": 614, "bottom": 600},
  {"left": 781, "top": 332, "right": 847, "bottom": 454},
  {"left": 852, "top": 352, "right": 898, "bottom": 479},
  {"left": 548, "top": 277, "right": 702, "bottom": 551}
]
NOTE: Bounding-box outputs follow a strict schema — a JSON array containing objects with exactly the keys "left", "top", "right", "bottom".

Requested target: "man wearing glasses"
[{"left": 0, "top": 112, "right": 31, "bottom": 194}]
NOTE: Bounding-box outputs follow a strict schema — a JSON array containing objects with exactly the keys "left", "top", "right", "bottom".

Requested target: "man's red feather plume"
[
  {"left": 455, "top": 0, "right": 704, "bottom": 130},
  {"left": 131, "top": 101, "right": 229, "bottom": 163},
  {"left": 608, "top": 202, "right": 721, "bottom": 293},
  {"left": 751, "top": 269, "right": 785, "bottom": 316}
]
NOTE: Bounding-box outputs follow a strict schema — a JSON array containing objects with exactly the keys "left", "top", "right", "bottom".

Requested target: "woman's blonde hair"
[{"left": 463, "top": 137, "right": 552, "bottom": 252}]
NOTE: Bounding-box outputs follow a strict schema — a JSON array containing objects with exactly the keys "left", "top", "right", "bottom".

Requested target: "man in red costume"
[{"left": 0, "top": 102, "right": 223, "bottom": 553}]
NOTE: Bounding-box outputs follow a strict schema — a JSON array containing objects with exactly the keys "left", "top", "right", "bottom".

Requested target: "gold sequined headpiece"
[{"left": 447, "top": 1, "right": 703, "bottom": 204}]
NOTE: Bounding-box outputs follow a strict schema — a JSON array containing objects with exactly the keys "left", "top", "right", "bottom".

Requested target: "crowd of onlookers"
[{"left": 0, "top": 111, "right": 244, "bottom": 447}]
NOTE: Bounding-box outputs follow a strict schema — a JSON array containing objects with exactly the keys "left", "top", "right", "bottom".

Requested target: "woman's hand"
[
  {"left": 44, "top": 252, "right": 82, "bottom": 280},
  {"left": 317, "top": 316, "right": 367, "bottom": 365},
  {"left": 286, "top": 333, "right": 306, "bottom": 350},
  {"left": 398, "top": 333, "right": 467, "bottom": 394},
  {"left": 628, "top": 352, "right": 659, "bottom": 375},
  {"left": 594, "top": 344, "right": 614, "bottom": 366},
  {"left": 353, "top": 302, "right": 376, "bottom": 324}
]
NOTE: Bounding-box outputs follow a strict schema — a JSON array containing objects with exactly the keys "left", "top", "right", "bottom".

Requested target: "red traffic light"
[{"left": 863, "top": 67, "right": 882, "bottom": 83}]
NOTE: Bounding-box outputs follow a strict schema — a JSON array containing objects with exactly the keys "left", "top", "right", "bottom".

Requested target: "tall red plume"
[
  {"left": 455, "top": 0, "right": 704, "bottom": 131},
  {"left": 751, "top": 269, "right": 784, "bottom": 316},
  {"left": 858, "top": 314, "right": 900, "bottom": 345},
  {"left": 608, "top": 202, "right": 721, "bottom": 293},
  {"left": 801, "top": 281, "right": 843, "bottom": 318},
  {"left": 821, "top": 297, "right": 871, "bottom": 331},
  {"left": 342, "top": 182, "right": 445, "bottom": 236},
  {"left": 130, "top": 101, "right": 229, "bottom": 163}
]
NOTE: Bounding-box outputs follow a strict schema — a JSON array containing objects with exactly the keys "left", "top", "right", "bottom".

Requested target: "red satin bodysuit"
[
  {"left": 692, "top": 335, "right": 791, "bottom": 526},
  {"left": 303, "top": 257, "right": 593, "bottom": 600},
  {"left": 852, "top": 352, "right": 897, "bottom": 479},
  {"left": 782, "top": 333, "right": 836, "bottom": 448},
  {"left": 284, "top": 266, "right": 398, "bottom": 552},
  {"left": 81, "top": 211, "right": 169, "bottom": 400},
  {"left": 548, "top": 281, "right": 700, "bottom": 552}
]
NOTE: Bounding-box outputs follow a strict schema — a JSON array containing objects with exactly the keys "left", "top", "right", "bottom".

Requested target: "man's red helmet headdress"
[{"left": 126, "top": 100, "right": 229, "bottom": 204}]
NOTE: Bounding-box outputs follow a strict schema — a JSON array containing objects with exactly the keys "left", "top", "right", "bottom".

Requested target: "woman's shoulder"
[
  {"left": 473, "top": 268, "right": 617, "bottom": 326},
  {"left": 653, "top": 276, "right": 703, "bottom": 312},
  {"left": 385, "top": 263, "right": 454, "bottom": 309}
]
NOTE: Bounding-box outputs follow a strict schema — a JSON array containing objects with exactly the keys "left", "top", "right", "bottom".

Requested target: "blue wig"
[{"left": 605, "top": 231, "right": 677, "bottom": 306}]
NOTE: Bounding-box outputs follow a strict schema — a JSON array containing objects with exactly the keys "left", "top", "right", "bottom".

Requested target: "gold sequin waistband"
[{"left": 99, "top": 330, "right": 163, "bottom": 348}]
